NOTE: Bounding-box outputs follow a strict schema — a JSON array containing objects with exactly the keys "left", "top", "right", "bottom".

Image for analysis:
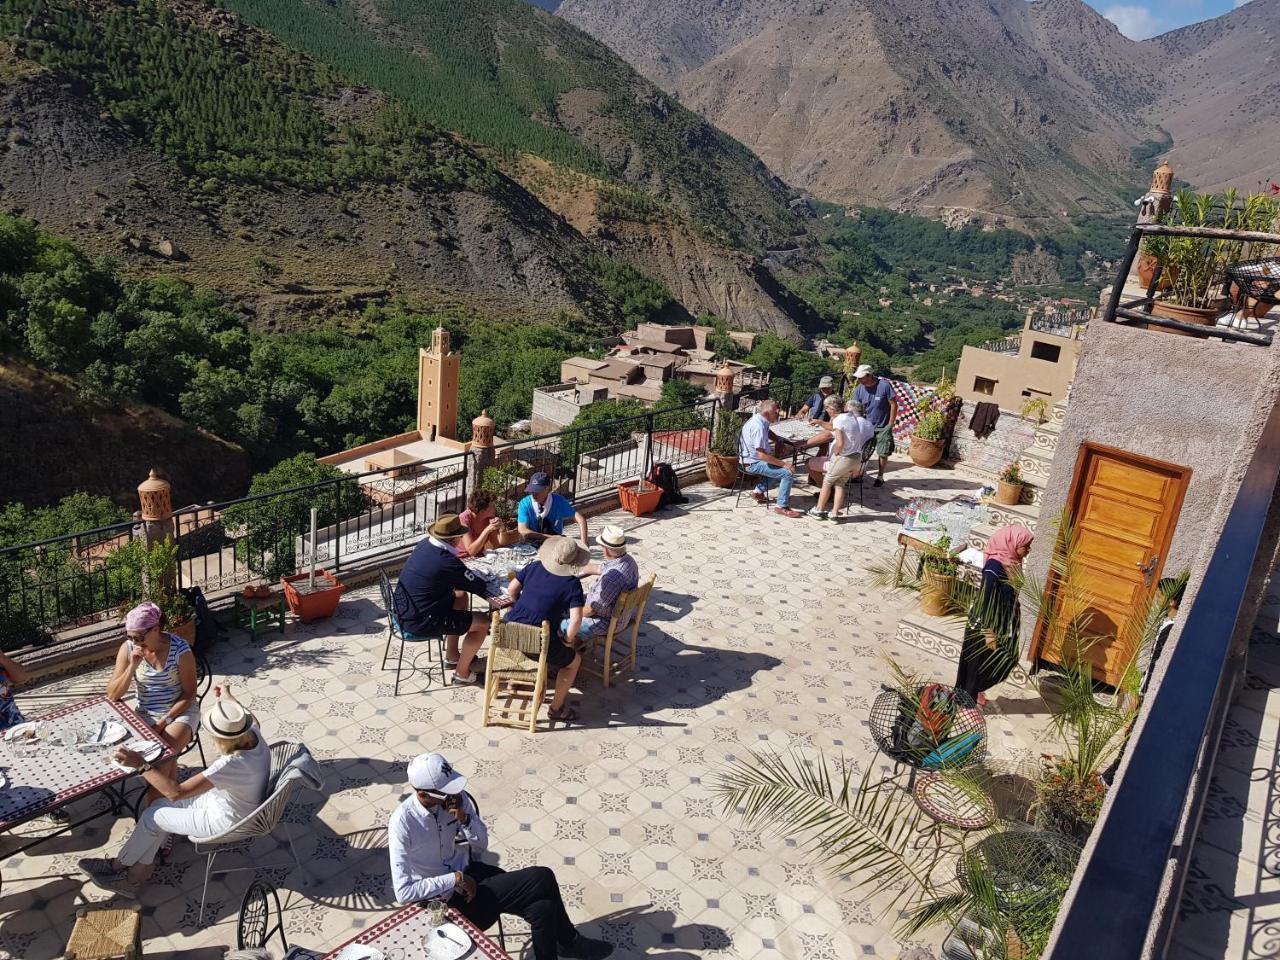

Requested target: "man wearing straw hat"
[
  {"left": 395, "top": 514, "right": 502, "bottom": 686},
  {"left": 570, "top": 525, "right": 639, "bottom": 640}
]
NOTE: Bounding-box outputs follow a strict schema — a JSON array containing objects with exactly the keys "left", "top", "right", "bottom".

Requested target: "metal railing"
[
  {"left": 1030, "top": 310, "right": 1090, "bottom": 339},
  {"left": 975, "top": 335, "right": 1022, "bottom": 355}
]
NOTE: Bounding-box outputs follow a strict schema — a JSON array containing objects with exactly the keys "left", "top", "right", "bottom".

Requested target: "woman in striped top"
[{"left": 107, "top": 601, "right": 199, "bottom": 782}]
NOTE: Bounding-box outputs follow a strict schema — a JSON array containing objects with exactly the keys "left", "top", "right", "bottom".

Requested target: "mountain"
[
  {"left": 559, "top": 0, "right": 1277, "bottom": 221},
  {"left": 0, "top": 0, "right": 810, "bottom": 336}
]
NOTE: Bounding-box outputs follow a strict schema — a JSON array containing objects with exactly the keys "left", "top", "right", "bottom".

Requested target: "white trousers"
[{"left": 117, "top": 796, "right": 229, "bottom": 866}]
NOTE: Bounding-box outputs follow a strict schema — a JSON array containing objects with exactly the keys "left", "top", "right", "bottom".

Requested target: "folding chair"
[
  {"left": 582, "top": 574, "right": 656, "bottom": 688},
  {"left": 237, "top": 878, "right": 288, "bottom": 952},
  {"left": 482, "top": 615, "right": 550, "bottom": 733}
]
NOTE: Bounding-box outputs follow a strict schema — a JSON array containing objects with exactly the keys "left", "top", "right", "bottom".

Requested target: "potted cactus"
[{"left": 996, "top": 463, "right": 1025, "bottom": 506}]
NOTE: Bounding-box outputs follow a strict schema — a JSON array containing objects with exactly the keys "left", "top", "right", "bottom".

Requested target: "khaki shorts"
[{"left": 825, "top": 454, "right": 864, "bottom": 484}]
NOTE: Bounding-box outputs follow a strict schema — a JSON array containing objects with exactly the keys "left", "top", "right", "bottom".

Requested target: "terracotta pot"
[
  {"left": 995, "top": 480, "right": 1024, "bottom": 506},
  {"left": 1138, "top": 253, "right": 1176, "bottom": 291},
  {"left": 1149, "top": 300, "right": 1221, "bottom": 338},
  {"left": 919, "top": 568, "right": 954, "bottom": 617},
  {"left": 617, "top": 480, "right": 663, "bottom": 516},
  {"left": 706, "top": 453, "right": 739, "bottom": 488},
  {"left": 909, "top": 435, "right": 943, "bottom": 468},
  {"left": 169, "top": 617, "right": 196, "bottom": 646},
  {"left": 281, "top": 569, "right": 345, "bottom": 622}
]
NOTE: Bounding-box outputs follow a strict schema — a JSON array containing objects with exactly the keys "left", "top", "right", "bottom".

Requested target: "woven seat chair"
[
  {"left": 191, "top": 740, "right": 323, "bottom": 925},
  {"left": 62, "top": 905, "right": 141, "bottom": 960},
  {"left": 379, "top": 570, "right": 446, "bottom": 695},
  {"left": 481, "top": 614, "right": 550, "bottom": 733},
  {"left": 581, "top": 574, "right": 656, "bottom": 688}
]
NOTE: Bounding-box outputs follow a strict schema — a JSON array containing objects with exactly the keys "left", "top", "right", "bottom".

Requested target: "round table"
[{"left": 913, "top": 772, "right": 997, "bottom": 830}]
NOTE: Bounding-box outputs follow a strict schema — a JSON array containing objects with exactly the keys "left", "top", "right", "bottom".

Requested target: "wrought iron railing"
[
  {"left": 975, "top": 335, "right": 1022, "bottom": 355},
  {"left": 1030, "top": 310, "right": 1090, "bottom": 339}
]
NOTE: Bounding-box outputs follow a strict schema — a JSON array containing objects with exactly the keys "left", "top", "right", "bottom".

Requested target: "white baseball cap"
[
  {"left": 407, "top": 752, "right": 467, "bottom": 794},
  {"left": 853, "top": 364, "right": 875, "bottom": 379}
]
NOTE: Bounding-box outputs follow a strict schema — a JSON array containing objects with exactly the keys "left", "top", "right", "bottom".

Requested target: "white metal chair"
[{"left": 192, "top": 741, "right": 324, "bottom": 925}]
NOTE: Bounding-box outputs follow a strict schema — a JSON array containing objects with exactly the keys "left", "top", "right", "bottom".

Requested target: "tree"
[{"left": 659, "top": 378, "right": 704, "bottom": 408}]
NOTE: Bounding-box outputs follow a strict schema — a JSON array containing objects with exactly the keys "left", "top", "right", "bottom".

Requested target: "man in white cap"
[
  {"left": 389, "top": 753, "right": 613, "bottom": 960},
  {"left": 798, "top": 374, "right": 838, "bottom": 425},
  {"left": 570, "top": 526, "right": 639, "bottom": 639},
  {"left": 853, "top": 363, "right": 897, "bottom": 486}
]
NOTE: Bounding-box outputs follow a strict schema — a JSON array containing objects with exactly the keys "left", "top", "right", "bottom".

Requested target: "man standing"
[
  {"left": 798, "top": 375, "right": 838, "bottom": 424},
  {"left": 853, "top": 363, "right": 897, "bottom": 486},
  {"left": 572, "top": 526, "right": 640, "bottom": 639},
  {"left": 739, "top": 399, "right": 801, "bottom": 518},
  {"left": 517, "top": 472, "right": 589, "bottom": 547},
  {"left": 389, "top": 753, "right": 613, "bottom": 960},
  {"left": 393, "top": 515, "right": 495, "bottom": 686}
]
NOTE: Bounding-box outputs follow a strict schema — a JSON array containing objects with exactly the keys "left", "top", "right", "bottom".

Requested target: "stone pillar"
[
  {"left": 713, "top": 362, "right": 736, "bottom": 411},
  {"left": 469, "top": 409, "right": 496, "bottom": 507}
]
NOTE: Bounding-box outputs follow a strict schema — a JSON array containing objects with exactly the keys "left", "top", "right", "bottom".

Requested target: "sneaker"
[
  {"left": 773, "top": 506, "right": 802, "bottom": 518},
  {"left": 805, "top": 508, "right": 829, "bottom": 521},
  {"left": 90, "top": 873, "right": 140, "bottom": 899},
  {"left": 561, "top": 934, "right": 614, "bottom": 960},
  {"left": 78, "top": 857, "right": 117, "bottom": 880}
]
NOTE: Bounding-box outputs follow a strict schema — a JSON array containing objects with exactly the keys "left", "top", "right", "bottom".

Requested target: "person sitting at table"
[
  {"left": 507, "top": 537, "right": 589, "bottom": 724},
  {"left": 570, "top": 525, "right": 639, "bottom": 639},
  {"left": 459, "top": 489, "right": 521, "bottom": 557},
  {"left": 807, "top": 397, "right": 875, "bottom": 521},
  {"left": 517, "top": 472, "right": 588, "bottom": 546},
  {"left": 395, "top": 515, "right": 501, "bottom": 686},
  {"left": 798, "top": 375, "right": 838, "bottom": 425},
  {"left": 739, "top": 399, "right": 801, "bottom": 518},
  {"left": 0, "top": 650, "right": 31, "bottom": 728},
  {"left": 389, "top": 752, "right": 613, "bottom": 960},
  {"left": 105, "top": 601, "right": 198, "bottom": 784},
  {"left": 79, "top": 686, "right": 270, "bottom": 898}
]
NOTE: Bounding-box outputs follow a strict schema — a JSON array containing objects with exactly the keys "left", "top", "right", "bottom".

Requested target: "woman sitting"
[
  {"left": 458, "top": 490, "right": 521, "bottom": 557},
  {"left": 107, "top": 602, "right": 198, "bottom": 780},
  {"left": 506, "top": 537, "right": 589, "bottom": 724},
  {"left": 79, "top": 687, "right": 270, "bottom": 897}
]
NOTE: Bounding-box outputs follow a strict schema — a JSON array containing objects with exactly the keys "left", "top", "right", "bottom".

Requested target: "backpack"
[
  {"left": 179, "top": 585, "right": 222, "bottom": 652},
  {"left": 646, "top": 462, "right": 687, "bottom": 508}
]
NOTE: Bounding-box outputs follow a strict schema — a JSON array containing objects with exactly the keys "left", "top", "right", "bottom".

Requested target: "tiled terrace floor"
[{"left": 0, "top": 470, "right": 1056, "bottom": 960}]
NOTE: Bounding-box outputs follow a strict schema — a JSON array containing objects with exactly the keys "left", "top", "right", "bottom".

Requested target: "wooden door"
[{"left": 1032, "top": 443, "right": 1190, "bottom": 686}]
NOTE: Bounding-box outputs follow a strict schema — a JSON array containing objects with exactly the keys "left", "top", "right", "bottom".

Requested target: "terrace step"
[
  {"left": 1029, "top": 424, "right": 1059, "bottom": 456},
  {"left": 894, "top": 609, "right": 1031, "bottom": 689},
  {"left": 1051, "top": 402, "right": 1068, "bottom": 426},
  {"left": 1018, "top": 445, "right": 1055, "bottom": 483},
  {"left": 967, "top": 510, "right": 1041, "bottom": 553},
  {"left": 985, "top": 499, "right": 1041, "bottom": 531}
]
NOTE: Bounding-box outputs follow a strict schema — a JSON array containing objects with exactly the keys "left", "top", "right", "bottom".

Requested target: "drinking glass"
[{"left": 426, "top": 899, "right": 449, "bottom": 928}]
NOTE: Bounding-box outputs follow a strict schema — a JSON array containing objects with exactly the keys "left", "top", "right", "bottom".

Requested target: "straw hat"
[
  {"left": 597, "top": 525, "right": 627, "bottom": 552},
  {"left": 201, "top": 698, "right": 254, "bottom": 738},
  {"left": 538, "top": 536, "right": 590, "bottom": 576}
]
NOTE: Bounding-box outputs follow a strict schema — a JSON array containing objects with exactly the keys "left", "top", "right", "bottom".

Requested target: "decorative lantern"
[
  {"left": 843, "top": 341, "right": 862, "bottom": 377},
  {"left": 137, "top": 469, "right": 172, "bottom": 522},
  {"left": 1151, "top": 161, "right": 1173, "bottom": 195},
  {"left": 471, "top": 409, "right": 495, "bottom": 447},
  {"left": 714, "top": 363, "right": 735, "bottom": 397}
]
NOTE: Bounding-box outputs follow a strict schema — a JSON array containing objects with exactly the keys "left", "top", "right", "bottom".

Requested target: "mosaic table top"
[
  {"left": 0, "top": 695, "right": 171, "bottom": 831},
  {"left": 321, "top": 904, "right": 511, "bottom": 960},
  {"left": 771, "top": 419, "right": 826, "bottom": 445}
]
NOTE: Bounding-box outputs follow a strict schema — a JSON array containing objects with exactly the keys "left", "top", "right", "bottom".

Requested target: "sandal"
[{"left": 548, "top": 705, "right": 578, "bottom": 724}]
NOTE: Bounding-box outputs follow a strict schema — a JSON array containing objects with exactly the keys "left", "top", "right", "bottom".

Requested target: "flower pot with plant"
[
  {"left": 112, "top": 538, "right": 196, "bottom": 643},
  {"left": 281, "top": 569, "right": 346, "bottom": 622},
  {"left": 910, "top": 409, "right": 946, "bottom": 468},
  {"left": 996, "top": 463, "right": 1025, "bottom": 506},
  {"left": 707, "top": 407, "right": 743, "bottom": 488},
  {"left": 1019, "top": 397, "right": 1049, "bottom": 425},
  {"left": 919, "top": 535, "right": 959, "bottom": 617}
]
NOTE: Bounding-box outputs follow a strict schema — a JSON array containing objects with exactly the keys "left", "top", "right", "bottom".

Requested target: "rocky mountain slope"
[{"left": 559, "top": 0, "right": 1277, "bottom": 221}]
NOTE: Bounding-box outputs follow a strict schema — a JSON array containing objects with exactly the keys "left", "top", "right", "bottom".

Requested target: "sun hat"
[
  {"left": 201, "top": 698, "right": 254, "bottom": 738},
  {"left": 853, "top": 363, "right": 875, "bottom": 379},
  {"left": 538, "top": 536, "right": 590, "bottom": 576},
  {"left": 428, "top": 514, "right": 469, "bottom": 540},
  {"left": 818, "top": 375, "right": 834, "bottom": 388},
  {"left": 597, "top": 525, "right": 628, "bottom": 552},
  {"left": 407, "top": 752, "right": 467, "bottom": 794},
  {"left": 525, "top": 472, "right": 552, "bottom": 494}
]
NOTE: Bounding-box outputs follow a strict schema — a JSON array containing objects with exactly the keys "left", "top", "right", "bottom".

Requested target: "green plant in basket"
[
  {"left": 915, "top": 409, "right": 945, "bottom": 442},
  {"left": 111, "top": 537, "right": 194, "bottom": 626},
  {"left": 1019, "top": 397, "right": 1049, "bottom": 424},
  {"left": 1000, "top": 463, "right": 1023, "bottom": 485},
  {"left": 921, "top": 535, "right": 959, "bottom": 577}
]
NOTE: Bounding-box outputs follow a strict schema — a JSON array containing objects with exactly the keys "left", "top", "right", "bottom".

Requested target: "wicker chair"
[
  {"left": 581, "top": 574, "right": 656, "bottom": 688},
  {"left": 378, "top": 570, "right": 447, "bottom": 695},
  {"left": 481, "top": 614, "right": 550, "bottom": 733},
  {"left": 191, "top": 741, "right": 324, "bottom": 925}
]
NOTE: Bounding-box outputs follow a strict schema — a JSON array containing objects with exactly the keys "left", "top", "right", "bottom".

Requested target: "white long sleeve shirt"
[{"left": 388, "top": 793, "right": 489, "bottom": 905}]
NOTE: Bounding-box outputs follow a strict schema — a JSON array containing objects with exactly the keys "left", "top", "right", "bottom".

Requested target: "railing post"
[
  {"left": 332, "top": 485, "right": 341, "bottom": 573},
  {"left": 643, "top": 413, "right": 655, "bottom": 482}
]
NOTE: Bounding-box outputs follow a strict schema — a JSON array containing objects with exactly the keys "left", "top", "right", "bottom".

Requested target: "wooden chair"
[
  {"left": 482, "top": 614, "right": 550, "bottom": 733},
  {"left": 582, "top": 574, "right": 656, "bottom": 688},
  {"left": 63, "top": 905, "right": 141, "bottom": 960}
]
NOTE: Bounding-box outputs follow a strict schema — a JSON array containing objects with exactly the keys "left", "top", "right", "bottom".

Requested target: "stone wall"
[{"left": 947, "top": 399, "right": 1038, "bottom": 476}]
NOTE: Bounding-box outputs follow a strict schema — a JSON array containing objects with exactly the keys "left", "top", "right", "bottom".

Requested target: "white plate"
[
  {"left": 110, "top": 739, "right": 164, "bottom": 772},
  {"left": 2, "top": 722, "right": 40, "bottom": 743},
  {"left": 425, "top": 924, "right": 472, "bottom": 960},
  {"left": 83, "top": 720, "right": 129, "bottom": 746},
  {"left": 334, "top": 945, "right": 385, "bottom": 960}
]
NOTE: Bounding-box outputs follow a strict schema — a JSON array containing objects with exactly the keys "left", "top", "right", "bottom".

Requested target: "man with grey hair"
[
  {"left": 808, "top": 397, "right": 874, "bottom": 520},
  {"left": 738, "top": 398, "right": 802, "bottom": 517}
]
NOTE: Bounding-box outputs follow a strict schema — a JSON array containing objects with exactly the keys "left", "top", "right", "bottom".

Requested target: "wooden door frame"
[{"left": 1029, "top": 442, "right": 1192, "bottom": 674}]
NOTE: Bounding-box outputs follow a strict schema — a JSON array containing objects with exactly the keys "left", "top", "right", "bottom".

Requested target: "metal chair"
[
  {"left": 462, "top": 790, "right": 508, "bottom": 952},
  {"left": 192, "top": 741, "right": 324, "bottom": 925},
  {"left": 481, "top": 615, "right": 550, "bottom": 733},
  {"left": 237, "top": 877, "right": 289, "bottom": 953},
  {"left": 379, "top": 570, "right": 447, "bottom": 696},
  {"left": 581, "top": 574, "right": 656, "bottom": 688},
  {"left": 183, "top": 650, "right": 212, "bottom": 766},
  {"left": 732, "top": 464, "right": 772, "bottom": 509}
]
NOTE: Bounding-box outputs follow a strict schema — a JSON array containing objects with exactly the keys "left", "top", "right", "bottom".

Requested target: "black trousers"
[{"left": 450, "top": 861, "right": 576, "bottom": 960}]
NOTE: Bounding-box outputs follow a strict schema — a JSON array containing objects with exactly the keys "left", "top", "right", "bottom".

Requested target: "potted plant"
[
  {"left": 112, "top": 538, "right": 197, "bottom": 643},
  {"left": 1034, "top": 756, "right": 1106, "bottom": 843},
  {"left": 909, "top": 409, "right": 946, "bottom": 468},
  {"left": 281, "top": 569, "right": 346, "bottom": 622},
  {"left": 481, "top": 463, "right": 528, "bottom": 525},
  {"left": 707, "top": 407, "right": 742, "bottom": 488},
  {"left": 919, "top": 535, "right": 959, "bottom": 617},
  {"left": 1150, "top": 188, "right": 1280, "bottom": 334},
  {"left": 1019, "top": 397, "right": 1049, "bottom": 425},
  {"left": 996, "top": 463, "right": 1025, "bottom": 506}
]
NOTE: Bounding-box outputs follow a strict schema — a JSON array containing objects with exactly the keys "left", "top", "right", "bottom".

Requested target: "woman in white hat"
[
  {"left": 506, "top": 537, "right": 590, "bottom": 723},
  {"left": 78, "top": 685, "right": 270, "bottom": 898}
]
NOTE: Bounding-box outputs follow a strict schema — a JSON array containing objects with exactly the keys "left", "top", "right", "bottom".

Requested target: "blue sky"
[{"left": 1089, "top": 0, "right": 1249, "bottom": 40}]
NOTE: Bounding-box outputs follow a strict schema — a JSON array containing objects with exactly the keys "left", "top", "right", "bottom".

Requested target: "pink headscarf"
[
  {"left": 983, "top": 524, "right": 1034, "bottom": 571},
  {"left": 125, "top": 601, "right": 162, "bottom": 633}
]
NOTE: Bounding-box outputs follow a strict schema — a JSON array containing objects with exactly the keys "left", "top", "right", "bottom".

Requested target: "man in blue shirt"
[
  {"left": 739, "top": 399, "right": 801, "bottom": 517},
  {"left": 798, "top": 375, "right": 838, "bottom": 424},
  {"left": 393, "top": 514, "right": 497, "bottom": 685},
  {"left": 517, "top": 472, "right": 589, "bottom": 546},
  {"left": 853, "top": 363, "right": 898, "bottom": 486}
]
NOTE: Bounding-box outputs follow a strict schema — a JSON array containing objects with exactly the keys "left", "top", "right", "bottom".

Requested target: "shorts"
[
  {"left": 825, "top": 453, "right": 864, "bottom": 484},
  {"left": 137, "top": 703, "right": 201, "bottom": 735},
  {"left": 874, "top": 425, "right": 896, "bottom": 458},
  {"left": 413, "top": 609, "right": 476, "bottom": 637}
]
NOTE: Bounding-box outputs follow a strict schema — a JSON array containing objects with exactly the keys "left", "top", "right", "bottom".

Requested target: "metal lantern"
[
  {"left": 471, "top": 409, "right": 495, "bottom": 447},
  {"left": 714, "top": 363, "right": 735, "bottom": 396},
  {"left": 137, "top": 469, "right": 172, "bottom": 521}
]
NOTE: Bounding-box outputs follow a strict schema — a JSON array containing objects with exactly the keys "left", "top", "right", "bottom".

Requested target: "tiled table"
[{"left": 321, "top": 904, "right": 511, "bottom": 960}]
